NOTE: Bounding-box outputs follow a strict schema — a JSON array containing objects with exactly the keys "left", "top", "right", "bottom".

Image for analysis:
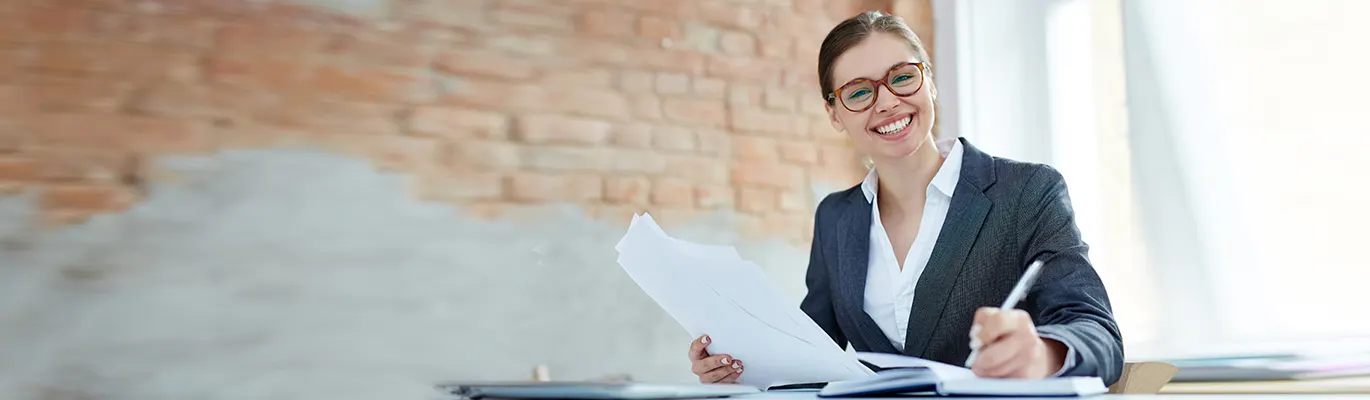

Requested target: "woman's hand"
[
  {"left": 967, "top": 308, "right": 1067, "bottom": 379},
  {"left": 688, "top": 334, "right": 744, "bottom": 383}
]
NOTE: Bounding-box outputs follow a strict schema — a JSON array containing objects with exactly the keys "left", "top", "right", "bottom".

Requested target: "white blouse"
[{"left": 860, "top": 140, "right": 964, "bottom": 351}]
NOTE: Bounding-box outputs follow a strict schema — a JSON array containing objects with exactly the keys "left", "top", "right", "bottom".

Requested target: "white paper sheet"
[
  {"left": 615, "top": 214, "right": 873, "bottom": 388},
  {"left": 855, "top": 351, "right": 978, "bottom": 380}
]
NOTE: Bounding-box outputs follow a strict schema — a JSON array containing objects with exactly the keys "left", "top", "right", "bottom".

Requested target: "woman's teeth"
[{"left": 875, "top": 115, "right": 912, "bottom": 135}]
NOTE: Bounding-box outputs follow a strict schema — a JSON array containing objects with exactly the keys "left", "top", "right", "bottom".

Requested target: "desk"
[
  {"left": 741, "top": 389, "right": 1370, "bottom": 399},
  {"left": 1161, "top": 376, "right": 1370, "bottom": 394}
]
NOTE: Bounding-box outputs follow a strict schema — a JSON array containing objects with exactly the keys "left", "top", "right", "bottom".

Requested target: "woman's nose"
[{"left": 872, "top": 85, "right": 901, "bottom": 112}]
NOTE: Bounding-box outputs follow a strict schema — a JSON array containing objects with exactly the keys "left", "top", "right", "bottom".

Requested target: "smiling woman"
[{"left": 685, "top": 10, "right": 1126, "bottom": 387}]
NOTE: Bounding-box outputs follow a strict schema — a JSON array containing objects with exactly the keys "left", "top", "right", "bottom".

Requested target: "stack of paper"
[{"left": 614, "top": 213, "right": 873, "bottom": 388}]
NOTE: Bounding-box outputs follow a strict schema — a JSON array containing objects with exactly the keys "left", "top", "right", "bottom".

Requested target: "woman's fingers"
[
  {"left": 699, "top": 360, "right": 744, "bottom": 383},
  {"left": 688, "top": 335, "right": 711, "bottom": 361},
  {"left": 691, "top": 354, "right": 734, "bottom": 375}
]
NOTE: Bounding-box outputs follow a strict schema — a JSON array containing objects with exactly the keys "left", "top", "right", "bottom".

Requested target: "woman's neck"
[{"left": 871, "top": 135, "right": 945, "bottom": 209}]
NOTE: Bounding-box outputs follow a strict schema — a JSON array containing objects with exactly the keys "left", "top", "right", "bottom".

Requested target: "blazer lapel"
[
  {"left": 901, "top": 138, "right": 996, "bottom": 358},
  {"left": 836, "top": 189, "right": 901, "bottom": 355}
]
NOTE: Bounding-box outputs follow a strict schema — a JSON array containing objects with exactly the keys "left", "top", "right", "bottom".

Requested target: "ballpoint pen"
[{"left": 964, "top": 259, "right": 1046, "bottom": 368}]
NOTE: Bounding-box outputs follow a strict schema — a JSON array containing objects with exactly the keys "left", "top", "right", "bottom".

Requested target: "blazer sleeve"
[
  {"left": 1016, "top": 165, "right": 1125, "bottom": 386},
  {"left": 800, "top": 197, "right": 848, "bottom": 349}
]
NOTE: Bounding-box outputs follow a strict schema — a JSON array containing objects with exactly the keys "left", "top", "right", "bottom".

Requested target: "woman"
[{"left": 686, "top": 11, "right": 1124, "bottom": 386}]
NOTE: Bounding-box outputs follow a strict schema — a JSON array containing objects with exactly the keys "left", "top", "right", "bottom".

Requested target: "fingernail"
[
  {"left": 969, "top": 324, "right": 981, "bottom": 337},
  {"left": 733, "top": 362, "right": 740, "bottom": 369},
  {"left": 970, "top": 337, "right": 982, "bottom": 349},
  {"left": 702, "top": 335, "right": 709, "bottom": 344},
  {"left": 721, "top": 357, "right": 730, "bottom": 365}
]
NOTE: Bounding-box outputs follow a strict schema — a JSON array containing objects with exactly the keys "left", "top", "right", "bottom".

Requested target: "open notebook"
[{"left": 815, "top": 352, "right": 1108, "bottom": 397}]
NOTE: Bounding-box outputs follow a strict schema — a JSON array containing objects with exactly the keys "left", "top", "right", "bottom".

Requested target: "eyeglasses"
[{"left": 825, "top": 62, "right": 927, "bottom": 113}]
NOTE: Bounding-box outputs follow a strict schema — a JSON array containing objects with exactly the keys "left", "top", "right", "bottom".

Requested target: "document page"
[{"left": 615, "top": 214, "right": 874, "bottom": 388}]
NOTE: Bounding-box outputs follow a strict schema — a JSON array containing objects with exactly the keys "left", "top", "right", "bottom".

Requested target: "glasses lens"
[
  {"left": 839, "top": 80, "right": 876, "bottom": 111},
  {"left": 887, "top": 64, "right": 923, "bottom": 95}
]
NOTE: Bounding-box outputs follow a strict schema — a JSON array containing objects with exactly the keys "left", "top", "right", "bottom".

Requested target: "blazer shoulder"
[
  {"left": 811, "top": 183, "right": 863, "bottom": 236},
  {"left": 987, "top": 156, "right": 1068, "bottom": 194},
  {"left": 814, "top": 183, "right": 862, "bottom": 219}
]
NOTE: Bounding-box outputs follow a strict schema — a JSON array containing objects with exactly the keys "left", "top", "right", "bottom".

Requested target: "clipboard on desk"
[{"left": 435, "top": 381, "right": 761, "bottom": 400}]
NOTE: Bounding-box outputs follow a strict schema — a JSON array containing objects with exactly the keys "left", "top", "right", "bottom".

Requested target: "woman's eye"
[
  {"left": 891, "top": 74, "right": 914, "bottom": 84},
  {"left": 847, "top": 89, "right": 871, "bottom": 99}
]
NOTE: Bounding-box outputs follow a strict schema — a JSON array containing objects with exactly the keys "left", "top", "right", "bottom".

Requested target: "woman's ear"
[{"left": 825, "top": 102, "right": 845, "bottom": 132}]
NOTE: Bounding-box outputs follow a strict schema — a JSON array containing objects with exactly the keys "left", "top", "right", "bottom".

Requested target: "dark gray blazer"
[{"left": 800, "top": 137, "right": 1124, "bottom": 386}]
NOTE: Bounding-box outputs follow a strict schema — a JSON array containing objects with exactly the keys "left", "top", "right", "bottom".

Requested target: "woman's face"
[{"left": 825, "top": 32, "right": 937, "bottom": 161}]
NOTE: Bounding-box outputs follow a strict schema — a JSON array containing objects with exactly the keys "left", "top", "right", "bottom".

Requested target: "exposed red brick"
[
  {"left": 262, "top": 97, "right": 403, "bottom": 136},
  {"left": 491, "top": 3, "right": 576, "bottom": 33},
  {"left": 779, "top": 142, "right": 820, "bottom": 164},
  {"left": 40, "top": 183, "right": 136, "bottom": 211},
  {"left": 695, "top": 129, "right": 731, "bottom": 157},
  {"left": 543, "top": 68, "right": 616, "bottom": 88},
  {"left": 819, "top": 145, "right": 859, "bottom": 168},
  {"left": 780, "top": 190, "right": 810, "bottom": 211},
  {"left": 442, "top": 79, "right": 546, "bottom": 112},
  {"left": 390, "top": 0, "right": 489, "bottom": 30},
  {"left": 666, "top": 156, "right": 727, "bottom": 185},
  {"left": 34, "top": 40, "right": 199, "bottom": 80},
  {"left": 409, "top": 107, "right": 509, "bottom": 140},
  {"left": 131, "top": 81, "right": 276, "bottom": 123},
  {"left": 736, "top": 187, "right": 776, "bottom": 213},
  {"left": 0, "top": 0, "right": 925, "bottom": 244},
  {"left": 692, "top": 78, "right": 727, "bottom": 98},
  {"left": 215, "top": 22, "right": 332, "bottom": 59},
  {"left": 362, "top": 134, "right": 446, "bottom": 172},
  {"left": 758, "top": 34, "right": 793, "bottom": 59},
  {"left": 523, "top": 145, "right": 610, "bottom": 172},
  {"left": 731, "top": 162, "right": 806, "bottom": 189},
  {"left": 732, "top": 136, "right": 779, "bottom": 161},
  {"left": 309, "top": 66, "right": 426, "bottom": 103},
  {"left": 719, "top": 31, "right": 757, "bottom": 56},
  {"left": 0, "top": 155, "right": 37, "bottom": 182},
  {"left": 650, "top": 178, "right": 693, "bottom": 207},
  {"left": 609, "top": 149, "right": 667, "bottom": 174},
  {"left": 628, "top": 95, "right": 664, "bottom": 121},
  {"left": 515, "top": 115, "right": 612, "bottom": 145},
  {"left": 544, "top": 88, "right": 631, "bottom": 120},
  {"left": 662, "top": 98, "right": 727, "bottom": 128},
  {"left": 507, "top": 172, "right": 602, "bottom": 202},
  {"left": 611, "top": 123, "right": 654, "bottom": 148},
  {"left": 707, "top": 55, "right": 780, "bottom": 81},
  {"left": 435, "top": 50, "right": 537, "bottom": 80},
  {"left": 604, "top": 176, "right": 650, "bottom": 205},
  {"left": 417, "top": 171, "right": 503, "bottom": 201},
  {"left": 731, "top": 106, "right": 804, "bottom": 136},
  {"left": 32, "top": 114, "right": 209, "bottom": 153},
  {"left": 655, "top": 73, "right": 691, "bottom": 95},
  {"left": 696, "top": 185, "right": 734, "bottom": 209},
  {"left": 451, "top": 140, "right": 521, "bottom": 170},
  {"left": 652, "top": 126, "right": 695, "bottom": 152},
  {"left": 26, "top": 148, "right": 135, "bottom": 183},
  {"left": 764, "top": 87, "right": 797, "bottom": 111},
  {"left": 637, "top": 15, "right": 682, "bottom": 42},
  {"left": 618, "top": 71, "right": 656, "bottom": 93},
  {"left": 635, "top": 49, "right": 708, "bottom": 75},
  {"left": 579, "top": 9, "right": 636, "bottom": 37}
]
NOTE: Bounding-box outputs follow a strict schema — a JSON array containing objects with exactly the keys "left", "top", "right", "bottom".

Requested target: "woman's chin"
[{"left": 872, "top": 133, "right": 930, "bottom": 159}]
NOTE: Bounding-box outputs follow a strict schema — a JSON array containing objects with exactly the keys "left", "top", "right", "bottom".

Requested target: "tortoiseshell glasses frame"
[{"left": 825, "top": 61, "right": 927, "bottom": 113}]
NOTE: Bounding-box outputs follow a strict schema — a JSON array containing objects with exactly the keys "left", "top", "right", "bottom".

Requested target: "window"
[{"left": 935, "top": 0, "right": 1370, "bottom": 359}]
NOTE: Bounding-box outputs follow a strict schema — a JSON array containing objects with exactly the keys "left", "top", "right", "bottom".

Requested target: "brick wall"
[{"left": 0, "top": 0, "right": 932, "bottom": 244}]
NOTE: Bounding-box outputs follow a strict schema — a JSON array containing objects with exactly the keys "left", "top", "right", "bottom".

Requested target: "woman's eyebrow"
[{"left": 843, "top": 61, "right": 914, "bottom": 83}]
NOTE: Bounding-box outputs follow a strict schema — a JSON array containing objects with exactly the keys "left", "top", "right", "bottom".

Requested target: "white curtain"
[
  {"left": 939, "top": 0, "right": 1370, "bottom": 359},
  {"left": 1122, "top": 0, "right": 1370, "bottom": 356}
]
